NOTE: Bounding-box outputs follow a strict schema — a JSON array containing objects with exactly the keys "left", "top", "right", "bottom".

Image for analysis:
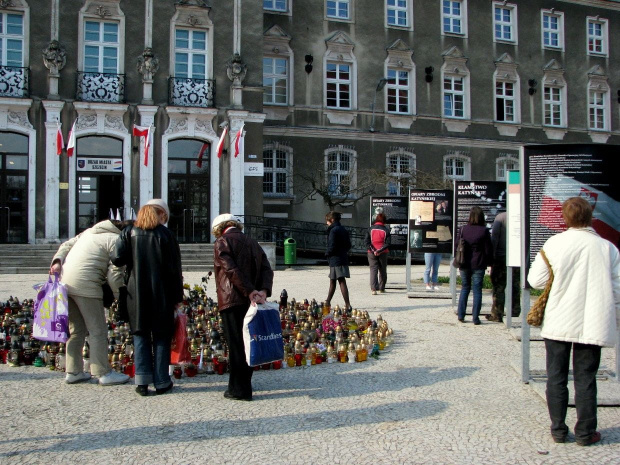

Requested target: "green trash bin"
[{"left": 284, "top": 238, "right": 297, "bottom": 265}]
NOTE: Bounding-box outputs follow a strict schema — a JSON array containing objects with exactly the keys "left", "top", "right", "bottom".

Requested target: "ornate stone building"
[{"left": 0, "top": 0, "right": 618, "bottom": 244}]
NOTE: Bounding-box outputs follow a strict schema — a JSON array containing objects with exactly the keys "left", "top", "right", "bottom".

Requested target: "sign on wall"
[
  {"left": 407, "top": 189, "right": 453, "bottom": 253},
  {"left": 370, "top": 196, "right": 408, "bottom": 250},
  {"left": 244, "top": 162, "right": 264, "bottom": 176},
  {"left": 77, "top": 158, "right": 122, "bottom": 172}
]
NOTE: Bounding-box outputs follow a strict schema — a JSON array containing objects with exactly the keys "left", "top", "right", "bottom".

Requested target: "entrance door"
[
  {"left": 0, "top": 133, "right": 29, "bottom": 244},
  {"left": 167, "top": 139, "right": 210, "bottom": 243},
  {"left": 77, "top": 174, "right": 123, "bottom": 233}
]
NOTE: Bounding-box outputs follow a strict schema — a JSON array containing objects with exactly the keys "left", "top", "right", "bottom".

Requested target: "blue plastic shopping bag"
[
  {"left": 242, "top": 302, "right": 284, "bottom": 366},
  {"left": 32, "top": 273, "right": 69, "bottom": 343}
]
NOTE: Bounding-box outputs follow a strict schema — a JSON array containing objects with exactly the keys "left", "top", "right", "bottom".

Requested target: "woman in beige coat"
[{"left": 50, "top": 219, "right": 129, "bottom": 385}]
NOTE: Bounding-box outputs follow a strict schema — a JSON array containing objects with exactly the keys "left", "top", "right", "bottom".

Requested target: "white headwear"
[
  {"left": 211, "top": 213, "right": 242, "bottom": 231},
  {"left": 145, "top": 199, "right": 170, "bottom": 218}
]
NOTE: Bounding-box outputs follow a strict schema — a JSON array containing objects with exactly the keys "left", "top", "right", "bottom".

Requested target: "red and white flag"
[
  {"left": 56, "top": 123, "right": 64, "bottom": 156},
  {"left": 66, "top": 120, "right": 76, "bottom": 157},
  {"left": 215, "top": 125, "right": 228, "bottom": 159},
  {"left": 196, "top": 142, "right": 209, "bottom": 168},
  {"left": 233, "top": 123, "right": 244, "bottom": 158},
  {"left": 133, "top": 124, "right": 153, "bottom": 166}
]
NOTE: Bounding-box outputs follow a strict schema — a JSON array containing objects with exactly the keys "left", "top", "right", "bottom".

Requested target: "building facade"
[{"left": 0, "top": 0, "right": 618, "bottom": 244}]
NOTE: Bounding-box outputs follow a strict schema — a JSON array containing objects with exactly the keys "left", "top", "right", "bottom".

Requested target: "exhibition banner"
[
  {"left": 522, "top": 144, "right": 620, "bottom": 283},
  {"left": 507, "top": 170, "right": 521, "bottom": 268},
  {"left": 407, "top": 189, "right": 453, "bottom": 253},
  {"left": 370, "top": 196, "right": 408, "bottom": 250}
]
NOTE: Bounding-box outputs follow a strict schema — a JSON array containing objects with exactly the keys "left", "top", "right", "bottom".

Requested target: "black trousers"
[
  {"left": 544, "top": 339, "right": 601, "bottom": 442},
  {"left": 367, "top": 252, "right": 388, "bottom": 292},
  {"left": 220, "top": 304, "right": 254, "bottom": 398}
]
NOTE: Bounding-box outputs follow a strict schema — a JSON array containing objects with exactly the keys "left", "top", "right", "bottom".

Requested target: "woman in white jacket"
[{"left": 528, "top": 197, "right": 620, "bottom": 446}]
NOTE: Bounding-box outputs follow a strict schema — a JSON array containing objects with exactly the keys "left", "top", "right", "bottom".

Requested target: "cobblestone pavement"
[{"left": 1, "top": 265, "right": 619, "bottom": 465}]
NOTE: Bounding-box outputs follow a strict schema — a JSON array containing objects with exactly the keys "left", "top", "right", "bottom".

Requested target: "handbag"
[
  {"left": 32, "top": 273, "right": 70, "bottom": 343},
  {"left": 171, "top": 310, "right": 191, "bottom": 364},
  {"left": 242, "top": 302, "right": 284, "bottom": 367},
  {"left": 452, "top": 237, "right": 467, "bottom": 268},
  {"left": 526, "top": 249, "right": 553, "bottom": 327}
]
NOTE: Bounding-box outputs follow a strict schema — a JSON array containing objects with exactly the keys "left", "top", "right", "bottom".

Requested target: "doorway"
[
  {"left": 0, "top": 132, "right": 28, "bottom": 244},
  {"left": 77, "top": 174, "right": 123, "bottom": 233}
]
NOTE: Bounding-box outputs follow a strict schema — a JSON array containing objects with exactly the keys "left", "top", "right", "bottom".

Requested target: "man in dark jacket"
[
  {"left": 212, "top": 213, "right": 273, "bottom": 401},
  {"left": 325, "top": 211, "right": 352, "bottom": 310},
  {"left": 365, "top": 212, "right": 391, "bottom": 294}
]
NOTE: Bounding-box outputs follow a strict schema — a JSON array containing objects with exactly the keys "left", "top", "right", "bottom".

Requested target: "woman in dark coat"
[
  {"left": 111, "top": 199, "right": 183, "bottom": 396},
  {"left": 212, "top": 213, "right": 273, "bottom": 401},
  {"left": 325, "top": 211, "right": 352, "bottom": 310},
  {"left": 456, "top": 206, "right": 493, "bottom": 325}
]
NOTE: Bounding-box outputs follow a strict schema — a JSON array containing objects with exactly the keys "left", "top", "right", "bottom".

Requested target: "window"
[
  {"left": 442, "top": 0, "right": 466, "bottom": 36},
  {"left": 174, "top": 28, "right": 207, "bottom": 79},
  {"left": 588, "top": 90, "right": 606, "bottom": 131},
  {"left": 386, "top": 150, "right": 415, "bottom": 196},
  {"left": 386, "top": 0, "right": 411, "bottom": 29},
  {"left": 543, "top": 86, "right": 562, "bottom": 127},
  {"left": 541, "top": 10, "right": 563, "bottom": 50},
  {"left": 587, "top": 66, "right": 610, "bottom": 135},
  {"left": 263, "top": 57, "right": 288, "bottom": 105},
  {"left": 493, "top": 2, "right": 517, "bottom": 44},
  {"left": 327, "top": 0, "right": 350, "bottom": 20},
  {"left": 386, "top": 68, "right": 409, "bottom": 114},
  {"left": 496, "top": 156, "right": 518, "bottom": 181},
  {"left": 263, "top": 143, "right": 291, "bottom": 196},
  {"left": 444, "top": 154, "right": 470, "bottom": 180},
  {"left": 495, "top": 81, "right": 515, "bottom": 122},
  {"left": 326, "top": 62, "right": 351, "bottom": 109},
  {"left": 587, "top": 17, "right": 608, "bottom": 56},
  {"left": 443, "top": 76, "right": 464, "bottom": 118},
  {"left": 0, "top": 12, "right": 24, "bottom": 67},
  {"left": 325, "top": 147, "right": 356, "bottom": 196},
  {"left": 264, "top": 0, "right": 287, "bottom": 12},
  {"left": 83, "top": 21, "right": 119, "bottom": 74}
]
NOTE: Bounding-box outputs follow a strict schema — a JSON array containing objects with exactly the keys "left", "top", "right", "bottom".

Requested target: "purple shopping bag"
[{"left": 32, "top": 273, "right": 69, "bottom": 343}]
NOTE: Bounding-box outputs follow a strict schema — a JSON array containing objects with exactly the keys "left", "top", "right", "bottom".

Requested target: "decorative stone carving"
[
  {"left": 42, "top": 40, "right": 67, "bottom": 75},
  {"left": 194, "top": 118, "right": 216, "bottom": 137},
  {"left": 136, "top": 48, "right": 160, "bottom": 82},
  {"left": 165, "top": 117, "right": 188, "bottom": 135},
  {"left": 76, "top": 114, "right": 97, "bottom": 131},
  {"left": 226, "top": 53, "right": 247, "bottom": 86},
  {"left": 7, "top": 111, "right": 33, "bottom": 130},
  {"left": 0, "top": 1, "right": 15, "bottom": 8},
  {"left": 104, "top": 115, "right": 124, "bottom": 132}
]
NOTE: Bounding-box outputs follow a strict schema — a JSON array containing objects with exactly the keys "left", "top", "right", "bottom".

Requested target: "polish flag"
[
  {"left": 66, "top": 120, "right": 76, "bottom": 157},
  {"left": 233, "top": 123, "right": 244, "bottom": 158},
  {"left": 216, "top": 126, "right": 228, "bottom": 159},
  {"left": 196, "top": 142, "right": 209, "bottom": 168},
  {"left": 537, "top": 175, "right": 620, "bottom": 246},
  {"left": 133, "top": 124, "right": 153, "bottom": 166},
  {"left": 56, "top": 124, "right": 64, "bottom": 156}
]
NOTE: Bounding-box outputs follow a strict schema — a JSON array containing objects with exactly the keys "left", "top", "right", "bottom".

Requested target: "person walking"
[
  {"left": 365, "top": 212, "right": 391, "bottom": 295},
  {"left": 487, "top": 211, "right": 520, "bottom": 322},
  {"left": 456, "top": 206, "right": 493, "bottom": 325},
  {"left": 49, "top": 219, "right": 130, "bottom": 386},
  {"left": 423, "top": 253, "right": 442, "bottom": 291},
  {"left": 111, "top": 199, "right": 183, "bottom": 397},
  {"left": 212, "top": 214, "right": 273, "bottom": 401},
  {"left": 324, "top": 211, "right": 352, "bottom": 310},
  {"left": 528, "top": 197, "right": 620, "bottom": 446}
]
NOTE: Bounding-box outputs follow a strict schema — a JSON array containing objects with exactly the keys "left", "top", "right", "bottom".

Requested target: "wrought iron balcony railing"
[
  {"left": 0, "top": 66, "right": 29, "bottom": 98},
  {"left": 76, "top": 71, "right": 125, "bottom": 103},
  {"left": 168, "top": 76, "right": 215, "bottom": 107}
]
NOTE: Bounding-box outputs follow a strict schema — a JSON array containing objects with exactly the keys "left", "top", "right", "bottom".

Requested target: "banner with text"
[
  {"left": 370, "top": 196, "right": 408, "bottom": 250},
  {"left": 407, "top": 189, "right": 453, "bottom": 253}
]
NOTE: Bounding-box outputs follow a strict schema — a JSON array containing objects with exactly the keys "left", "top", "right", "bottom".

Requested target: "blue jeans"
[
  {"left": 133, "top": 333, "right": 172, "bottom": 389},
  {"left": 424, "top": 253, "right": 442, "bottom": 285},
  {"left": 457, "top": 269, "right": 485, "bottom": 322}
]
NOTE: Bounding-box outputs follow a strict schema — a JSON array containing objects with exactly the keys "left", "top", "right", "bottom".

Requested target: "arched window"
[
  {"left": 443, "top": 152, "right": 470, "bottom": 181},
  {"left": 325, "top": 145, "right": 357, "bottom": 197},
  {"left": 386, "top": 149, "right": 415, "bottom": 196},
  {"left": 263, "top": 142, "right": 292, "bottom": 197}
]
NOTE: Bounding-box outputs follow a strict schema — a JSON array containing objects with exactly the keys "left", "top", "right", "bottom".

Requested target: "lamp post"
[{"left": 369, "top": 77, "right": 388, "bottom": 132}]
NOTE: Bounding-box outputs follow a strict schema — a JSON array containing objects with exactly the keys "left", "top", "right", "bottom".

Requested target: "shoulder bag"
[{"left": 526, "top": 249, "right": 553, "bottom": 327}]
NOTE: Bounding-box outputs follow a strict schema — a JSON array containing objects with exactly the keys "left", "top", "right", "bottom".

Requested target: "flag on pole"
[
  {"left": 215, "top": 125, "right": 228, "bottom": 159},
  {"left": 196, "top": 142, "right": 209, "bottom": 168},
  {"left": 56, "top": 123, "right": 64, "bottom": 156},
  {"left": 133, "top": 124, "right": 153, "bottom": 166},
  {"left": 66, "top": 120, "right": 76, "bottom": 157},
  {"left": 233, "top": 123, "right": 244, "bottom": 158}
]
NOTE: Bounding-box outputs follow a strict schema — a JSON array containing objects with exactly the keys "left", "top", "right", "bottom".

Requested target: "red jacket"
[{"left": 365, "top": 222, "right": 391, "bottom": 254}]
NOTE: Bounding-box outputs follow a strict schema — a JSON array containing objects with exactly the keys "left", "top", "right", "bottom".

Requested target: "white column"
[
  {"left": 233, "top": 0, "right": 241, "bottom": 54},
  {"left": 51, "top": 0, "right": 59, "bottom": 40},
  {"left": 137, "top": 106, "right": 157, "bottom": 207},
  {"left": 227, "top": 111, "right": 247, "bottom": 217},
  {"left": 42, "top": 100, "right": 64, "bottom": 241},
  {"left": 145, "top": 0, "right": 153, "bottom": 48}
]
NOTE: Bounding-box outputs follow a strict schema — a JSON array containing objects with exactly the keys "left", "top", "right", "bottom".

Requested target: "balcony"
[
  {"left": 0, "top": 66, "right": 29, "bottom": 98},
  {"left": 76, "top": 71, "right": 125, "bottom": 103},
  {"left": 168, "top": 77, "right": 215, "bottom": 107}
]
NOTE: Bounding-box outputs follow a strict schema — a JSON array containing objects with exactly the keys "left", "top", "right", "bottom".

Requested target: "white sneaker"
[
  {"left": 433, "top": 285, "right": 441, "bottom": 291},
  {"left": 425, "top": 285, "right": 432, "bottom": 291},
  {"left": 371, "top": 290, "right": 377, "bottom": 295},
  {"left": 65, "top": 372, "right": 91, "bottom": 384},
  {"left": 99, "top": 370, "right": 130, "bottom": 386}
]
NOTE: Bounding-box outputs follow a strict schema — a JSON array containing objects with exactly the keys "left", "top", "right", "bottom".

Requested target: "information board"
[
  {"left": 407, "top": 189, "right": 453, "bottom": 253},
  {"left": 370, "top": 196, "right": 408, "bottom": 250},
  {"left": 507, "top": 170, "right": 521, "bottom": 268}
]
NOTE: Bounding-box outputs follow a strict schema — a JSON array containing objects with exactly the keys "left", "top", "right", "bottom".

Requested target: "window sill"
[
  {"left": 588, "top": 131, "right": 610, "bottom": 144},
  {"left": 263, "top": 197, "right": 294, "bottom": 206},
  {"left": 442, "top": 32, "right": 468, "bottom": 39},
  {"left": 324, "top": 110, "right": 356, "bottom": 125},
  {"left": 494, "top": 123, "right": 520, "bottom": 137},
  {"left": 493, "top": 39, "right": 517, "bottom": 46},
  {"left": 442, "top": 119, "right": 470, "bottom": 133},
  {"left": 387, "top": 115, "right": 415, "bottom": 130},
  {"left": 543, "top": 127, "right": 567, "bottom": 140},
  {"left": 386, "top": 24, "right": 413, "bottom": 32},
  {"left": 263, "top": 106, "right": 291, "bottom": 121},
  {"left": 325, "top": 16, "right": 353, "bottom": 23}
]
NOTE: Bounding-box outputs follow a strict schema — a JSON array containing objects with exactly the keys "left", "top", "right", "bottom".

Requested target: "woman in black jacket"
[
  {"left": 325, "top": 211, "right": 352, "bottom": 310},
  {"left": 111, "top": 199, "right": 183, "bottom": 396},
  {"left": 456, "top": 206, "right": 493, "bottom": 325}
]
